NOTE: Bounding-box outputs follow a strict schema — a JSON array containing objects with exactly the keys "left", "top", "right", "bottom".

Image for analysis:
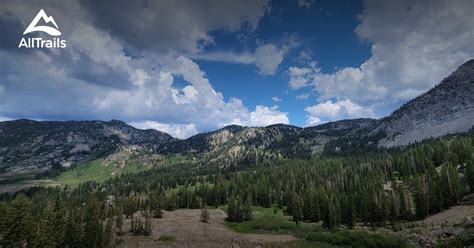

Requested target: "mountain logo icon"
[{"left": 23, "top": 9, "right": 61, "bottom": 36}]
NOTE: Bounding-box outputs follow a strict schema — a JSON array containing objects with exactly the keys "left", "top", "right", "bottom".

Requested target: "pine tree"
[
  {"left": 130, "top": 216, "right": 135, "bottom": 233},
  {"left": 116, "top": 207, "right": 124, "bottom": 235},
  {"left": 2, "top": 194, "right": 34, "bottom": 247},
  {"left": 291, "top": 193, "right": 303, "bottom": 225},
  {"left": 51, "top": 195, "right": 66, "bottom": 246},
  {"left": 144, "top": 210, "right": 152, "bottom": 236},
  {"left": 242, "top": 199, "right": 252, "bottom": 221},
  {"left": 102, "top": 218, "right": 113, "bottom": 248},
  {"left": 200, "top": 206, "right": 210, "bottom": 223},
  {"left": 398, "top": 186, "right": 411, "bottom": 220},
  {"left": 84, "top": 199, "right": 103, "bottom": 247},
  {"left": 35, "top": 202, "right": 55, "bottom": 247},
  {"left": 322, "top": 194, "right": 338, "bottom": 229},
  {"left": 466, "top": 155, "right": 474, "bottom": 192},
  {"left": 414, "top": 177, "right": 427, "bottom": 219},
  {"left": 64, "top": 210, "right": 83, "bottom": 247},
  {"left": 426, "top": 163, "right": 442, "bottom": 214},
  {"left": 303, "top": 189, "right": 313, "bottom": 221},
  {"left": 124, "top": 197, "right": 135, "bottom": 219},
  {"left": 227, "top": 197, "right": 237, "bottom": 222},
  {"left": 345, "top": 195, "right": 355, "bottom": 229},
  {"left": 236, "top": 197, "right": 243, "bottom": 222}
]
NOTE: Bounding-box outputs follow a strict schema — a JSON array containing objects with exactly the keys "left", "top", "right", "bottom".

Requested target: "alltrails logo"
[{"left": 18, "top": 9, "right": 67, "bottom": 48}]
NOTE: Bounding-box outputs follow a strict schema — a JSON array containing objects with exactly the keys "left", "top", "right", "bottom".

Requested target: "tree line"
[{"left": 1, "top": 131, "right": 473, "bottom": 247}]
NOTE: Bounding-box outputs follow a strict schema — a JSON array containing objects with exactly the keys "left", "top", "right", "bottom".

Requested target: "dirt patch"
[
  {"left": 418, "top": 205, "right": 474, "bottom": 226},
  {"left": 396, "top": 194, "right": 474, "bottom": 247},
  {"left": 118, "top": 209, "right": 297, "bottom": 248}
]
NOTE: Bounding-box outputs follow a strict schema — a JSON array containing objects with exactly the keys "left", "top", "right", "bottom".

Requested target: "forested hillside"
[{"left": 1, "top": 130, "right": 473, "bottom": 247}]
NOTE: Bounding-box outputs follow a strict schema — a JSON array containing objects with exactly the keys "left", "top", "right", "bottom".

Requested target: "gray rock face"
[
  {"left": 377, "top": 59, "right": 474, "bottom": 147},
  {"left": 0, "top": 120, "right": 175, "bottom": 171}
]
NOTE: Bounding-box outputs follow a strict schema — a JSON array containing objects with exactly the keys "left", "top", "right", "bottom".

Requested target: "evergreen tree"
[
  {"left": 115, "top": 207, "right": 124, "bottom": 235},
  {"left": 345, "top": 195, "right": 356, "bottom": 229},
  {"left": 200, "top": 206, "right": 210, "bottom": 223},
  {"left": 35, "top": 202, "right": 55, "bottom": 247},
  {"left": 242, "top": 199, "right": 252, "bottom": 221},
  {"left": 227, "top": 197, "right": 238, "bottom": 222},
  {"left": 51, "top": 195, "right": 66, "bottom": 246},
  {"left": 102, "top": 218, "right": 113, "bottom": 248},
  {"left": 322, "top": 194, "right": 338, "bottom": 229},
  {"left": 414, "top": 177, "right": 427, "bottom": 219},
  {"left": 84, "top": 199, "right": 103, "bottom": 247},
  {"left": 466, "top": 155, "right": 474, "bottom": 192},
  {"left": 2, "top": 194, "right": 34, "bottom": 247},
  {"left": 291, "top": 193, "right": 303, "bottom": 225},
  {"left": 144, "top": 210, "right": 152, "bottom": 236},
  {"left": 64, "top": 210, "right": 83, "bottom": 247}
]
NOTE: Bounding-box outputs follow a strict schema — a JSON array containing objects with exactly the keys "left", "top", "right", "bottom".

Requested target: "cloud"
[
  {"left": 190, "top": 51, "right": 255, "bottom": 64},
  {"left": 287, "top": 61, "right": 319, "bottom": 89},
  {"left": 306, "top": 116, "right": 321, "bottom": 126},
  {"left": 129, "top": 121, "right": 198, "bottom": 139},
  {"left": 297, "top": 0, "right": 315, "bottom": 8},
  {"left": 305, "top": 99, "right": 375, "bottom": 126},
  {"left": 0, "top": 116, "right": 12, "bottom": 122},
  {"left": 272, "top": 96, "right": 282, "bottom": 102},
  {"left": 81, "top": 0, "right": 270, "bottom": 54},
  {"left": 191, "top": 43, "right": 288, "bottom": 75},
  {"left": 0, "top": 10, "right": 25, "bottom": 51},
  {"left": 249, "top": 106, "right": 289, "bottom": 126},
  {"left": 254, "top": 44, "right": 287, "bottom": 75},
  {"left": 0, "top": 0, "right": 289, "bottom": 134},
  {"left": 0, "top": 45, "right": 287, "bottom": 132},
  {"left": 84, "top": 55, "right": 257, "bottom": 130},
  {"left": 296, "top": 94, "right": 310, "bottom": 100},
  {"left": 325, "top": 0, "right": 473, "bottom": 103},
  {"left": 289, "top": 0, "right": 474, "bottom": 119}
]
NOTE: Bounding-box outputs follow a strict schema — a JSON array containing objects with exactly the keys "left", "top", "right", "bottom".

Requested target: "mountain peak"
[
  {"left": 378, "top": 59, "right": 474, "bottom": 146},
  {"left": 107, "top": 119, "right": 128, "bottom": 127},
  {"left": 441, "top": 59, "right": 474, "bottom": 86},
  {"left": 459, "top": 59, "right": 474, "bottom": 69},
  {"left": 217, "top": 125, "right": 244, "bottom": 133}
]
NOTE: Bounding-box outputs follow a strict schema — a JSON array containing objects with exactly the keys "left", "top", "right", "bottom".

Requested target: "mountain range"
[{"left": 1, "top": 59, "right": 473, "bottom": 172}]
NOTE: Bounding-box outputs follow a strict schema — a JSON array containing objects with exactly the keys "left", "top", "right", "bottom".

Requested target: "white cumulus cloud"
[
  {"left": 272, "top": 96, "right": 282, "bottom": 102},
  {"left": 191, "top": 43, "right": 288, "bottom": 76},
  {"left": 249, "top": 105, "right": 289, "bottom": 126},
  {"left": 305, "top": 99, "right": 375, "bottom": 126},
  {"left": 296, "top": 94, "right": 310, "bottom": 100},
  {"left": 287, "top": 62, "right": 319, "bottom": 89},
  {"left": 289, "top": 0, "right": 474, "bottom": 121},
  {"left": 129, "top": 121, "right": 198, "bottom": 139}
]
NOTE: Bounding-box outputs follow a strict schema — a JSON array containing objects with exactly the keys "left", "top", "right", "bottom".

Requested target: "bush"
[
  {"left": 158, "top": 235, "right": 176, "bottom": 242},
  {"left": 200, "top": 207, "right": 209, "bottom": 223},
  {"left": 305, "top": 230, "right": 407, "bottom": 248}
]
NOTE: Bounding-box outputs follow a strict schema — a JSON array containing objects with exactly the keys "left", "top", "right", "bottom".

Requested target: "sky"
[{"left": 0, "top": 0, "right": 473, "bottom": 138}]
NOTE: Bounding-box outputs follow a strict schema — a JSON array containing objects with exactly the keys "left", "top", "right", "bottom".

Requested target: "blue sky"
[
  {"left": 1, "top": 0, "right": 473, "bottom": 138},
  {"left": 199, "top": 0, "right": 371, "bottom": 126}
]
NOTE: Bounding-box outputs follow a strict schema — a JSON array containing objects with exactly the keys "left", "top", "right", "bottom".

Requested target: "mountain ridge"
[
  {"left": 0, "top": 119, "right": 175, "bottom": 171},
  {"left": 376, "top": 59, "right": 474, "bottom": 146},
  {"left": 1, "top": 59, "right": 474, "bottom": 172}
]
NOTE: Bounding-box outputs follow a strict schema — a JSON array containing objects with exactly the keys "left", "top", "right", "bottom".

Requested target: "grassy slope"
[
  {"left": 55, "top": 159, "right": 143, "bottom": 186},
  {"left": 54, "top": 154, "right": 194, "bottom": 187}
]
